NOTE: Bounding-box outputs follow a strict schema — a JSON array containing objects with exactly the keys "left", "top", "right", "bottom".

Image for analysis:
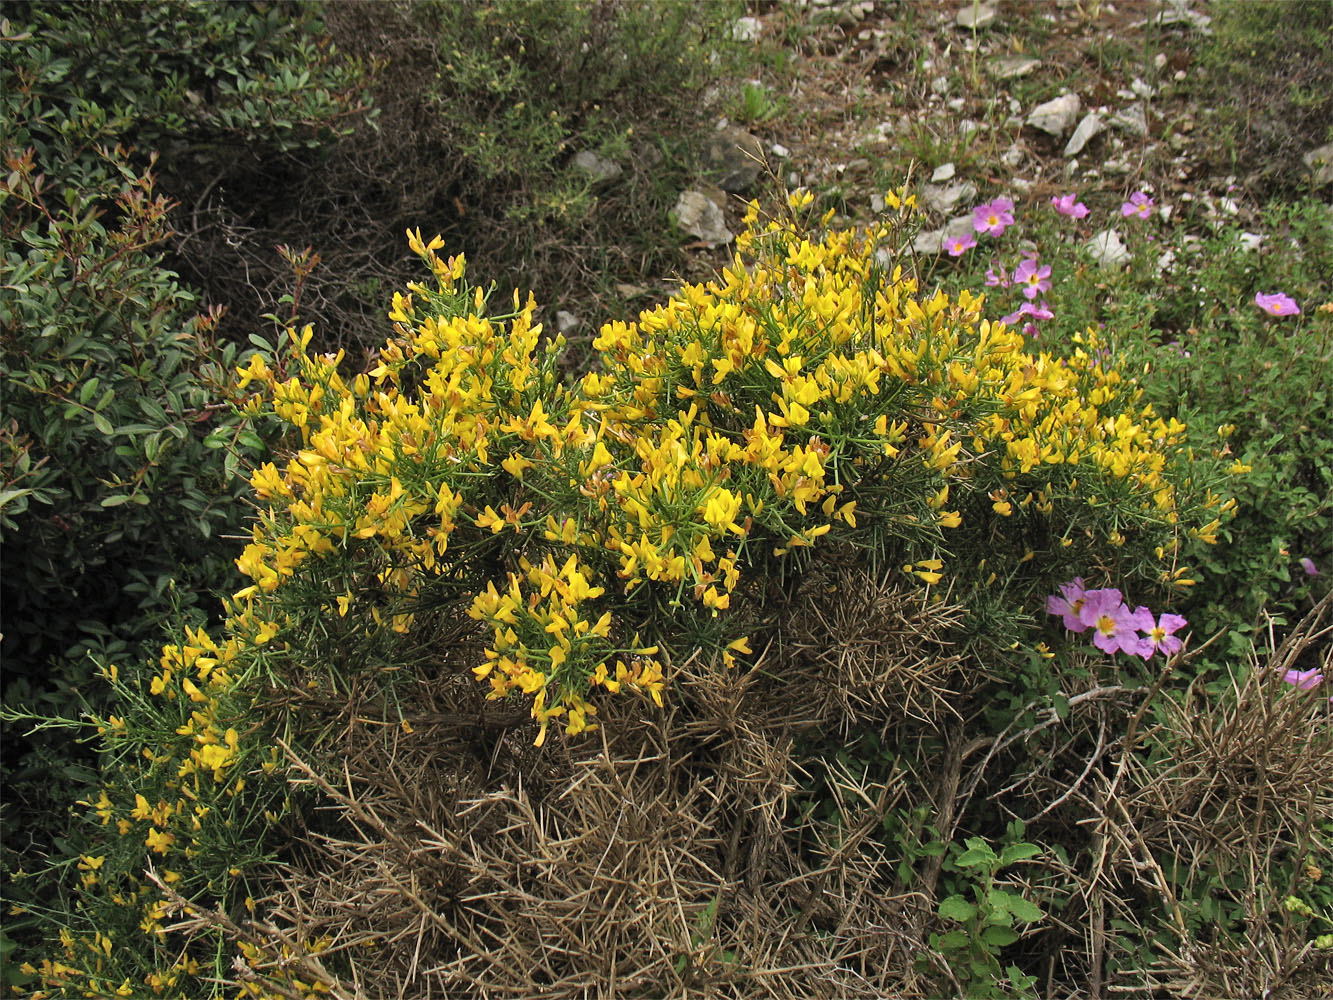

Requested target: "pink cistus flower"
[
  {"left": 1047, "top": 578, "right": 1091, "bottom": 632},
  {"left": 1051, "top": 193, "right": 1090, "bottom": 219},
  {"left": 1283, "top": 667, "right": 1325, "bottom": 691},
  {"left": 1254, "top": 292, "right": 1301, "bottom": 317},
  {"left": 1002, "top": 300, "right": 1055, "bottom": 326},
  {"left": 1121, "top": 191, "right": 1155, "bottom": 219},
  {"left": 1013, "top": 256, "right": 1052, "bottom": 300},
  {"left": 946, "top": 232, "right": 977, "bottom": 257},
  {"left": 1300, "top": 557, "right": 1318, "bottom": 577},
  {"left": 1135, "top": 609, "right": 1188, "bottom": 660},
  {"left": 973, "top": 197, "right": 1015, "bottom": 237},
  {"left": 984, "top": 262, "right": 1010, "bottom": 288},
  {"left": 1078, "top": 588, "right": 1142, "bottom": 656}
]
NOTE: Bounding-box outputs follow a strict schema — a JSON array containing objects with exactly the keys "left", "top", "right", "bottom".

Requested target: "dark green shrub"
[{"left": 0, "top": 0, "right": 370, "bottom": 929}]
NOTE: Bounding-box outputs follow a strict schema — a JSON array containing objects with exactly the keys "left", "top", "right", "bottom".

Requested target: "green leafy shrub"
[{"left": 0, "top": 0, "right": 371, "bottom": 942}]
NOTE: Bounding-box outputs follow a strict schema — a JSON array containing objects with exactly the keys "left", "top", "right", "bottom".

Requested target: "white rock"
[
  {"left": 671, "top": 191, "right": 733, "bottom": 247},
  {"left": 931, "top": 163, "right": 957, "bottom": 183},
  {"left": 932, "top": 75, "right": 950, "bottom": 95},
  {"left": 921, "top": 180, "right": 978, "bottom": 215},
  {"left": 554, "top": 310, "right": 580, "bottom": 334},
  {"left": 1001, "top": 145, "right": 1024, "bottom": 168},
  {"left": 959, "top": 119, "right": 981, "bottom": 136},
  {"left": 990, "top": 56, "right": 1041, "bottom": 80},
  {"left": 870, "top": 193, "right": 886, "bottom": 213},
  {"left": 1064, "top": 113, "right": 1104, "bottom": 156},
  {"left": 1026, "top": 93, "right": 1081, "bottom": 136},
  {"left": 956, "top": 3, "right": 997, "bottom": 29},
  {"left": 1157, "top": 0, "right": 1212, "bottom": 32},
  {"left": 572, "top": 150, "right": 623, "bottom": 186},
  {"left": 1238, "top": 232, "right": 1265, "bottom": 252},
  {"left": 1130, "top": 77, "right": 1155, "bottom": 99},
  {"left": 1088, "top": 229, "right": 1131, "bottom": 269},
  {"left": 732, "top": 16, "right": 763, "bottom": 42},
  {"left": 914, "top": 214, "right": 976, "bottom": 255},
  {"left": 1109, "top": 105, "right": 1148, "bottom": 137},
  {"left": 770, "top": 142, "right": 790, "bottom": 158},
  {"left": 947, "top": 97, "right": 966, "bottom": 112}
]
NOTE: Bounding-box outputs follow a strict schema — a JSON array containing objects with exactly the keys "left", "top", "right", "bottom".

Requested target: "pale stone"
[
  {"left": 1088, "top": 229, "right": 1131, "bottom": 269},
  {"left": 931, "top": 163, "right": 957, "bottom": 183},
  {"left": 990, "top": 56, "right": 1041, "bottom": 80},
  {"left": 572, "top": 150, "right": 622, "bottom": 186},
  {"left": 671, "top": 191, "right": 733, "bottom": 247},
  {"left": 1026, "top": 93, "right": 1081, "bottom": 136},
  {"left": 956, "top": 3, "right": 996, "bottom": 29},
  {"left": 921, "top": 180, "right": 978, "bottom": 216},
  {"left": 1109, "top": 105, "right": 1149, "bottom": 137},
  {"left": 554, "top": 310, "right": 580, "bottom": 334},
  {"left": 913, "top": 214, "right": 976, "bottom": 255},
  {"left": 1064, "top": 113, "right": 1104, "bottom": 156}
]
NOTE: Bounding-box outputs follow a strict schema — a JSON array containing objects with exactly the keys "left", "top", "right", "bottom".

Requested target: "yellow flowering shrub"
[
  {"left": 26, "top": 199, "right": 1232, "bottom": 996},
  {"left": 224, "top": 202, "right": 1223, "bottom": 738}
]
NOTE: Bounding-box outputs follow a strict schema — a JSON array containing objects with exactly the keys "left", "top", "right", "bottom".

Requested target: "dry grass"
[{"left": 158, "top": 577, "right": 1333, "bottom": 998}]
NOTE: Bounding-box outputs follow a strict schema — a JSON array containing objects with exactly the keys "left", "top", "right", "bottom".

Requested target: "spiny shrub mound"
[{"left": 24, "top": 200, "right": 1235, "bottom": 997}]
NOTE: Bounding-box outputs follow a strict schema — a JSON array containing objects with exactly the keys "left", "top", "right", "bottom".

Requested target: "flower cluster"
[
  {"left": 964, "top": 189, "right": 1152, "bottom": 339},
  {"left": 1047, "top": 578, "right": 1187, "bottom": 659}
]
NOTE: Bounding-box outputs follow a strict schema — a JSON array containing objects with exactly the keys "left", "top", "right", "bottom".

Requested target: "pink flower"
[
  {"left": 1283, "top": 667, "right": 1325, "bottom": 691},
  {"left": 1254, "top": 292, "right": 1301, "bottom": 317},
  {"left": 1078, "top": 588, "right": 1143, "bottom": 656},
  {"left": 1300, "top": 557, "right": 1318, "bottom": 577},
  {"left": 1002, "top": 300, "right": 1055, "bottom": 326},
  {"left": 1013, "top": 256, "right": 1052, "bottom": 299},
  {"left": 1051, "top": 193, "right": 1090, "bottom": 219},
  {"left": 984, "top": 262, "right": 1010, "bottom": 288},
  {"left": 1121, "top": 191, "right": 1155, "bottom": 220},
  {"left": 973, "top": 197, "right": 1015, "bottom": 237},
  {"left": 1135, "top": 609, "right": 1188, "bottom": 659},
  {"left": 946, "top": 232, "right": 978, "bottom": 257},
  {"left": 1047, "top": 578, "right": 1091, "bottom": 632}
]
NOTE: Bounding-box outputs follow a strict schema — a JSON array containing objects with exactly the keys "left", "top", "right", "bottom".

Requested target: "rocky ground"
[{"left": 660, "top": 0, "right": 1330, "bottom": 286}]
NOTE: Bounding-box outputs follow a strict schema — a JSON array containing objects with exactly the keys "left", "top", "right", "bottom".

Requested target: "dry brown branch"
[{"left": 1095, "top": 594, "right": 1333, "bottom": 997}]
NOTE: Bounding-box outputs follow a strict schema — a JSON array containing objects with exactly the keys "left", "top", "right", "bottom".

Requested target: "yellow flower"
[{"left": 145, "top": 827, "right": 176, "bottom": 855}]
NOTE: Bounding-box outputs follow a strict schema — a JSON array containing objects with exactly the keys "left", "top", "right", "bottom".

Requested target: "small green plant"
[
  {"left": 673, "top": 891, "right": 742, "bottom": 982},
  {"left": 731, "top": 81, "right": 783, "bottom": 125},
  {"left": 930, "top": 835, "right": 1045, "bottom": 998}
]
